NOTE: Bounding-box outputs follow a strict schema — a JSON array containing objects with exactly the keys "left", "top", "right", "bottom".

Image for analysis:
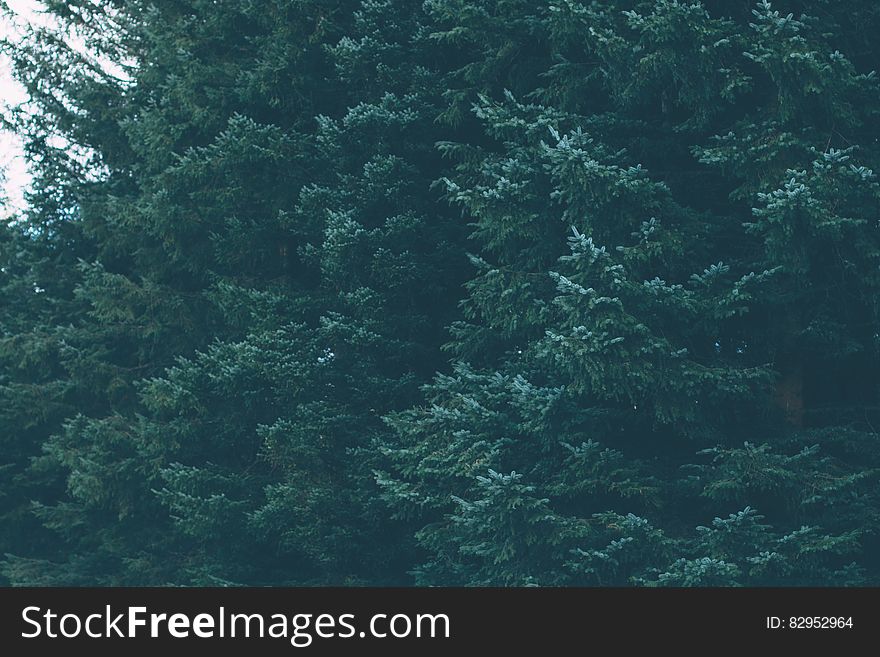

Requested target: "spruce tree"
[
  {"left": 139, "top": 0, "right": 468, "bottom": 584},
  {"left": 1, "top": 0, "right": 144, "bottom": 583},
  {"left": 380, "top": 0, "right": 880, "bottom": 585},
  {"left": 2, "top": 0, "right": 467, "bottom": 585},
  {"left": 2, "top": 0, "right": 362, "bottom": 584}
]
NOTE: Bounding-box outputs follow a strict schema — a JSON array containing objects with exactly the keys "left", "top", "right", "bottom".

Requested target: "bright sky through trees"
[{"left": 1, "top": 0, "right": 40, "bottom": 213}]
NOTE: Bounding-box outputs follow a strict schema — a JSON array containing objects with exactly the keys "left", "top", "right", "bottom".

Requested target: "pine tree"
[
  {"left": 380, "top": 0, "right": 880, "bottom": 585},
  {"left": 2, "top": 0, "right": 362, "bottom": 584},
  {"left": 2, "top": 0, "right": 468, "bottom": 585},
  {"left": 138, "top": 0, "right": 469, "bottom": 585},
  {"left": 1, "top": 0, "right": 144, "bottom": 583}
]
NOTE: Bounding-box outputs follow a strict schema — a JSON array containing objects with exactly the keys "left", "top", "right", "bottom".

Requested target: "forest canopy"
[{"left": 1, "top": 0, "right": 879, "bottom": 586}]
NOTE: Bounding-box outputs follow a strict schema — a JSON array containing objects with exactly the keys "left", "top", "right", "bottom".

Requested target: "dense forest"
[{"left": 1, "top": 0, "right": 879, "bottom": 586}]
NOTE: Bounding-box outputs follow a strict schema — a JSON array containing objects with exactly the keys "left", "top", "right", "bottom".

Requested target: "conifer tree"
[
  {"left": 2, "top": 0, "right": 467, "bottom": 585},
  {"left": 380, "top": 0, "right": 880, "bottom": 585},
  {"left": 3, "top": 0, "right": 363, "bottom": 584},
  {"left": 139, "top": 0, "right": 468, "bottom": 583}
]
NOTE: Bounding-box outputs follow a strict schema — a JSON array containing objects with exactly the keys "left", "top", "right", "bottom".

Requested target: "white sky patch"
[{"left": 1, "top": 0, "right": 41, "bottom": 215}]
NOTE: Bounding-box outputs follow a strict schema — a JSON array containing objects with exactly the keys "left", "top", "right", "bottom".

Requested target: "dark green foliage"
[
  {"left": 2, "top": 0, "right": 879, "bottom": 587},
  {"left": 380, "top": 0, "right": 880, "bottom": 585}
]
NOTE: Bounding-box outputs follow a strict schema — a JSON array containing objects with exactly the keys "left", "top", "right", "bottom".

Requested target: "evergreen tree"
[
  {"left": 1, "top": 0, "right": 142, "bottom": 583},
  {"left": 3, "top": 0, "right": 363, "bottom": 584},
  {"left": 140, "top": 0, "right": 469, "bottom": 580},
  {"left": 3, "top": 0, "right": 467, "bottom": 585},
  {"left": 380, "top": 0, "right": 880, "bottom": 585}
]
